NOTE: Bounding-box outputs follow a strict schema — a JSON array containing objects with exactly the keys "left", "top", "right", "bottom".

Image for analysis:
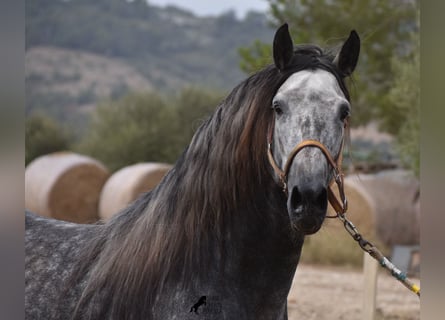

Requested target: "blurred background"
[
  {"left": 25, "top": 0, "right": 419, "bottom": 175},
  {"left": 24, "top": 1, "right": 421, "bottom": 318}
]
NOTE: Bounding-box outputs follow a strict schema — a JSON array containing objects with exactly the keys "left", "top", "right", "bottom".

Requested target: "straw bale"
[
  {"left": 25, "top": 152, "right": 110, "bottom": 223},
  {"left": 326, "top": 178, "right": 377, "bottom": 237},
  {"left": 301, "top": 178, "right": 377, "bottom": 266},
  {"left": 99, "top": 162, "right": 172, "bottom": 220},
  {"left": 348, "top": 170, "right": 420, "bottom": 246}
]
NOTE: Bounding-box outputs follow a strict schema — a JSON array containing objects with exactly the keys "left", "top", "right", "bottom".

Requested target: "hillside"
[
  {"left": 26, "top": 46, "right": 153, "bottom": 116},
  {"left": 25, "top": 0, "right": 274, "bottom": 124}
]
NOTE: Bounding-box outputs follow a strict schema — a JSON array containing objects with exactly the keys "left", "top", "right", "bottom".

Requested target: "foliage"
[
  {"left": 174, "top": 87, "right": 223, "bottom": 147},
  {"left": 238, "top": 40, "right": 272, "bottom": 75},
  {"left": 25, "top": 114, "right": 71, "bottom": 165},
  {"left": 239, "top": 0, "right": 419, "bottom": 129},
  {"left": 76, "top": 89, "right": 223, "bottom": 171},
  {"left": 77, "top": 92, "right": 176, "bottom": 171},
  {"left": 387, "top": 32, "right": 419, "bottom": 176}
]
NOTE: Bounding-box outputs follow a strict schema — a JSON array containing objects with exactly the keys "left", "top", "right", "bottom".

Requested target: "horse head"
[{"left": 269, "top": 24, "right": 360, "bottom": 235}]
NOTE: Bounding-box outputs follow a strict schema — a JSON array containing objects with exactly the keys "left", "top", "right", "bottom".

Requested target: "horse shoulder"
[{"left": 25, "top": 211, "right": 98, "bottom": 319}]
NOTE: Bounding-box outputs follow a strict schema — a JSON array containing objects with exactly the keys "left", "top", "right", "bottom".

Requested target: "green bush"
[
  {"left": 77, "top": 92, "right": 176, "bottom": 171},
  {"left": 25, "top": 114, "right": 71, "bottom": 165},
  {"left": 174, "top": 87, "right": 223, "bottom": 147},
  {"left": 77, "top": 88, "right": 223, "bottom": 171},
  {"left": 387, "top": 32, "right": 419, "bottom": 177}
]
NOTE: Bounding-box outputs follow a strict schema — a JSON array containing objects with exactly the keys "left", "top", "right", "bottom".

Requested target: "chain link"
[
  {"left": 338, "top": 214, "right": 372, "bottom": 252},
  {"left": 335, "top": 212, "right": 420, "bottom": 297}
]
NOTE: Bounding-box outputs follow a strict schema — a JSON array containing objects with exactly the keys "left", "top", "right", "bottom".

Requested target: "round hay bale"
[
  {"left": 25, "top": 152, "right": 110, "bottom": 223},
  {"left": 301, "top": 178, "right": 377, "bottom": 266},
  {"left": 349, "top": 170, "right": 420, "bottom": 246},
  {"left": 99, "top": 162, "right": 172, "bottom": 220}
]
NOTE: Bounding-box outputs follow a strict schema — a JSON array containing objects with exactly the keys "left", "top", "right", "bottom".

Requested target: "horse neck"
[
  {"left": 151, "top": 165, "right": 302, "bottom": 317},
  {"left": 146, "top": 101, "right": 304, "bottom": 293},
  {"left": 72, "top": 71, "right": 305, "bottom": 320}
]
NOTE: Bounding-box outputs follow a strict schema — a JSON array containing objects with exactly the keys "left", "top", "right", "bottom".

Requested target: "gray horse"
[{"left": 25, "top": 24, "right": 359, "bottom": 319}]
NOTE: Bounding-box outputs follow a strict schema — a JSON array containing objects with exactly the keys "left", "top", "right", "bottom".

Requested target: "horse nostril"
[
  {"left": 288, "top": 184, "right": 328, "bottom": 234},
  {"left": 290, "top": 186, "right": 303, "bottom": 214},
  {"left": 289, "top": 184, "right": 328, "bottom": 215}
]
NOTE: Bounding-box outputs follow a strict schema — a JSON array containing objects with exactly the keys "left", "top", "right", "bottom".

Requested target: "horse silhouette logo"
[{"left": 190, "top": 296, "right": 206, "bottom": 314}]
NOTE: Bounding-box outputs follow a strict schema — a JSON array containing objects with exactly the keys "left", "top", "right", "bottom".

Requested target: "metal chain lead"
[{"left": 336, "top": 212, "right": 420, "bottom": 297}]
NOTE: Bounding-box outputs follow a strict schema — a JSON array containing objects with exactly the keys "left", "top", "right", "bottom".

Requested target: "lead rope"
[{"left": 329, "top": 189, "right": 421, "bottom": 298}]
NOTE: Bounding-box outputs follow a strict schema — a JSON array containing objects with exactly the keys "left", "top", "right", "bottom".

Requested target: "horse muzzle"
[
  {"left": 287, "top": 183, "right": 328, "bottom": 235},
  {"left": 267, "top": 133, "right": 348, "bottom": 234}
]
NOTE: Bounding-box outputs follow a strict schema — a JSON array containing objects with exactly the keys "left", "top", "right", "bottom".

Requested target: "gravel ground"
[{"left": 287, "top": 264, "right": 420, "bottom": 320}]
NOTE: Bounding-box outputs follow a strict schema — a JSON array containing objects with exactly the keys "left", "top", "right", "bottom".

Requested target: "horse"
[{"left": 25, "top": 23, "right": 360, "bottom": 320}]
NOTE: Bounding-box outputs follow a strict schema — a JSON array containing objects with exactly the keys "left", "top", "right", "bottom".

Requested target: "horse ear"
[
  {"left": 273, "top": 23, "right": 294, "bottom": 71},
  {"left": 333, "top": 30, "right": 360, "bottom": 77}
]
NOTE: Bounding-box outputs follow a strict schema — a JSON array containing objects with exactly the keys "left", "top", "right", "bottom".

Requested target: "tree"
[
  {"left": 239, "top": 0, "right": 419, "bottom": 128},
  {"left": 239, "top": 40, "right": 272, "bottom": 76},
  {"left": 77, "top": 92, "right": 178, "bottom": 171},
  {"left": 387, "top": 31, "right": 419, "bottom": 176},
  {"left": 77, "top": 88, "right": 224, "bottom": 171},
  {"left": 25, "top": 114, "right": 71, "bottom": 165},
  {"left": 174, "top": 87, "right": 223, "bottom": 147}
]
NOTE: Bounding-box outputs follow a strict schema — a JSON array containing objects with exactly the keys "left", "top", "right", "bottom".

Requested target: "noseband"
[{"left": 267, "top": 118, "right": 348, "bottom": 217}]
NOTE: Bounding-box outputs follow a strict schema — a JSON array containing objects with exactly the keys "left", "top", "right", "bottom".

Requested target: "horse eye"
[
  {"left": 339, "top": 103, "right": 350, "bottom": 121},
  {"left": 272, "top": 101, "right": 283, "bottom": 116}
]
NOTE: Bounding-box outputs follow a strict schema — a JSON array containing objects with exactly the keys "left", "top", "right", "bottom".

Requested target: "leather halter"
[{"left": 267, "top": 117, "right": 348, "bottom": 216}]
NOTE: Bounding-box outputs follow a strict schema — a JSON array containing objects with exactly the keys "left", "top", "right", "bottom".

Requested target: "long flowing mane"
[{"left": 69, "top": 44, "right": 351, "bottom": 319}]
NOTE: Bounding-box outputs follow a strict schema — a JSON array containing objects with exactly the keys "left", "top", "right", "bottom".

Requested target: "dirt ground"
[{"left": 287, "top": 264, "right": 420, "bottom": 320}]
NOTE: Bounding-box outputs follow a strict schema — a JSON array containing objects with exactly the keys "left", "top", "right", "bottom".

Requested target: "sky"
[{"left": 147, "top": 0, "right": 269, "bottom": 18}]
